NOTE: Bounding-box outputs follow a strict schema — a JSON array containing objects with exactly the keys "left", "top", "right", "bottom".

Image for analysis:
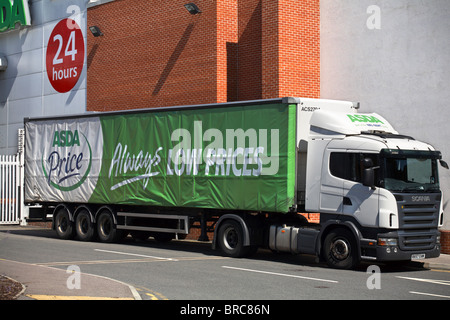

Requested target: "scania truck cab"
[{"left": 300, "top": 107, "right": 446, "bottom": 268}]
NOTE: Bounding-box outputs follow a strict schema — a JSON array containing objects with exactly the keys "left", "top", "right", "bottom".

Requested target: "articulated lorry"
[{"left": 24, "top": 97, "right": 447, "bottom": 269}]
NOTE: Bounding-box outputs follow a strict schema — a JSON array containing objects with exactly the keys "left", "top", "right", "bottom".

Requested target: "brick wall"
[
  {"left": 185, "top": 220, "right": 215, "bottom": 241},
  {"left": 264, "top": 0, "right": 321, "bottom": 99},
  {"left": 87, "top": 0, "right": 218, "bottom": 111},
  {"left": 261, "top": 0, "right": 279, "bottom": 99},
  {"left": 278, "top": 0, "right": 320, "bottom": 98},
  {"left": 217, "top": 0, "right": 238, "bottom": 103},
  {"left": 233, "top": 0, "right": 320, "bottom": 100},
  {"left": 235, "top": 0, "right": 263, "bottom": 101},
  {"left": 87, "top": 0, "right": 320, "bottom": 111}
]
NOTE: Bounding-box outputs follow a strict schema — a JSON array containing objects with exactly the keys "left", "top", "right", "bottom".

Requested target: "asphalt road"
[{"left": 1, "top": 227, "right": 449, "bottom": 301}]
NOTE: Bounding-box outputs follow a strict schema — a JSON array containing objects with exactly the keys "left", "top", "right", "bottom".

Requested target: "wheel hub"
[
  {"left": 223, "top": 227, "right": 238, "bottom": 250},
  {"left": 331, "top": 239, "right": 350, "bottom": 260}
]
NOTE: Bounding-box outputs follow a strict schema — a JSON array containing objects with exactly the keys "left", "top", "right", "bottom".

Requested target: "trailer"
[{"left": 24, "top": 97, "right": 446, "bottom": 269}]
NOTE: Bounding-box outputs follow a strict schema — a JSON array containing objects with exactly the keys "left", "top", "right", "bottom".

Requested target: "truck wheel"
[
  {"left": 54, "top": 207, "right": 74, "bottom": 240},
  {"left": 75, "top": 209, "right": 95, "bottom": 241},
  {"left": 323, "top": 228, "right": 358, "bottom": 270},
  {"left": 217, "top": 220, "right": 256, "bottom": 258},
  {"left": 97, "top": 211, "right": 122, "bottom": 243}
]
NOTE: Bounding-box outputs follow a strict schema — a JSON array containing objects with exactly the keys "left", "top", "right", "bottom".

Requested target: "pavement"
[
  {"left": 0, "top": 258, "right": 141, "bottom": 300},
  {"left": 417, "top": 253, "right": 450, "bottom": 271}
]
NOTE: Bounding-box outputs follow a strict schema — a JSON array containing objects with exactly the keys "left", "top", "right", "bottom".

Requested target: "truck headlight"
[{"left": 378, "top": 238, "right": 398, "bottom": 246}]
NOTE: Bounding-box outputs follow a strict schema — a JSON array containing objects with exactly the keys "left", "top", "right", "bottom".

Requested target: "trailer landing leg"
[{"left": 198, "top": 213, "right": 209, "bottom": 241}]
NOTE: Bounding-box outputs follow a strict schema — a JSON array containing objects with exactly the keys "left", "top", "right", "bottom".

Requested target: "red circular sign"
[{"left": 46, "top": 19, "right": 85, "bottom": 93}]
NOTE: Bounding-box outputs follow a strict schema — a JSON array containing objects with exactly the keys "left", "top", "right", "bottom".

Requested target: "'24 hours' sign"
[{"left": 46, "top": 18, "right": 85, "bottom": 93}]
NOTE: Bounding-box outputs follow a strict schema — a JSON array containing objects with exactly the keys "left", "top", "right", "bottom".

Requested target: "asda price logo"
[{"left": 42, "top": 129, "right": 92, "bottom": 191}]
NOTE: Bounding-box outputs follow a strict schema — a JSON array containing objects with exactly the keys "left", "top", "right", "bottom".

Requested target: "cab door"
[
  {"left": 322, "top": 139, "right": 380, "bottom": 227},
  {"left": 340, "top": 151, "right": 380, "bottom": 228}
]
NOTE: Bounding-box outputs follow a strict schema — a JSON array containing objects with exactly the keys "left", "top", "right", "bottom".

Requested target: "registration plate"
[{"left": 411, "top": 253, "right": 426, "bottom": 260}]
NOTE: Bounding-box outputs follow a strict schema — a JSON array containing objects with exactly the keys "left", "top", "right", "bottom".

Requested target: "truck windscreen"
[{"left": 381, "top": 150, "right": 440, "bottom": 193}]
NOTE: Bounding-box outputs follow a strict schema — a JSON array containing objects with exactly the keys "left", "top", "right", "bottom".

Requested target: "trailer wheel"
[
  {"left": 323, "top": 228, "right": 358, "bottom": 270},
  {"left": 217, "top": 220, "right": 256, "bottom": 258},
  {"left": 54, "top": 207, "right": 74, "bottom": 240},
  {"left": 97, "top": 211, "right": 122, "bottom": 243},
  {"left": 75, "top": 209, "right": 95, "bottom": 241}
]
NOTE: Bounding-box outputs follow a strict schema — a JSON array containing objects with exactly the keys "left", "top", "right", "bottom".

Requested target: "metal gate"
[{"left": 0, "top": 129, "right": 25, "bottom": 225}]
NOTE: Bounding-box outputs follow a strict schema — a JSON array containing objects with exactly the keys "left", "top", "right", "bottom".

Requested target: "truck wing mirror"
[
  {"left": 362, "top": 157, "right": 377, "bottom": 189},
  {"left": 363, "top": 168, "right": 375, "bottom": 188}
]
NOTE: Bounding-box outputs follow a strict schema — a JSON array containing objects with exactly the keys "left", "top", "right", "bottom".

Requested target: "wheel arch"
[
  {"left": 95, "top": 205, "right": 117, "bottom": 225},
  {"left": 52, "top": 203, "right": 74, "bottom": 229},
  {"left": 319, "top": 220, "right": 362, "bottom": 259},
  {"left": 74, "top": 205, "right": 95, "bottom": 223}
]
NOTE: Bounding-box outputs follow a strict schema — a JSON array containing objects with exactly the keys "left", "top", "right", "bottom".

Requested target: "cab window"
[{"left": 330, "top": 152, "right": 379, "bottom": 183}]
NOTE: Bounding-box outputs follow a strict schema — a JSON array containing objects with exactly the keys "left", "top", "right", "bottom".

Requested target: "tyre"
[
  {"left": 97, "top": 211, "right": 122, "bottom": 243},
  {"left": 217, "top": 220, "right": 257, "bottom": 258},
  {"left": 323, "top": 228, "right": 359, "bottom": 269},
  {"left": 54, "top": 207, "right": 74, "bottom": 240},
  {"left": 75, "top": 209, "right": 95, "bottom": 241}
]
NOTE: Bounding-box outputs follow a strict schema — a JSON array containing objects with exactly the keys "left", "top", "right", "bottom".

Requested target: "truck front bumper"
[
  {"left": 360, "top": 229, "right": 441, "bottom": 262},
  {"left": 375, "top": 244, "right": 440, "bottom": 262}
]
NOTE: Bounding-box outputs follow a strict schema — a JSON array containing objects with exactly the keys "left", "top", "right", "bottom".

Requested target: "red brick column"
[
  {"left": 441, "top": 229, "right": 450, "bottom": 254},
  {"left": 263, "top": 0, "right": 320, "bottom": 99}
]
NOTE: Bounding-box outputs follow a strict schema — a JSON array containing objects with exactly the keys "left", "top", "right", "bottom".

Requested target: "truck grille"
[
  {"left": 401, "top": 204, "right": 437, "bottom": 229},
  {"left": 395, "top": 193, "right": 440, "bottom": 251},
  {"left": 398, "top": 229, "right": 437, "bottom": 251}
]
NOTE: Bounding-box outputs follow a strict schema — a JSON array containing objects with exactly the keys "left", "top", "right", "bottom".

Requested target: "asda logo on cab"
[
  {"left": 345, "top": 113, "right": 397, "bottom": 134},
  {"left": 347, "top": 114, "right": 384, "bottom": 124}
]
